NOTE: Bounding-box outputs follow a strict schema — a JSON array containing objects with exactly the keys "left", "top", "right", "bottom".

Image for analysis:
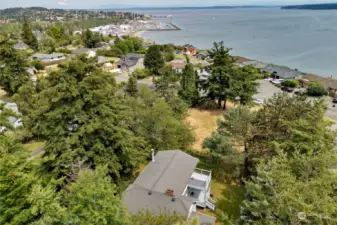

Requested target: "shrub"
[
  {"left": 309, "top": 81, "right": 323, "bottom": 88},
  {"left": 58, "top": 48, "right": 72, "bottom": 54},
  {"left": 31, "top": 60, "right": 45, "bottom": 70},
  {"left": 132, "top": 68, "right": 151, "bottom": 79},
  {"left": 197, "top": 97, "right": 218, "bottom": 110},
  {"left": 307, "top": 86, "right": 328, "bottom": 97},
  {"left": 282, "top": 80, "right": 299, "bottom": 88}
]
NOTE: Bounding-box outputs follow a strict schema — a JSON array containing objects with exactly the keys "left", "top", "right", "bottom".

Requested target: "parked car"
[
  {"left": 254, "top": 99, "right": 264, "bottom": 104},
  {"left": 333, "top": 98, "right": 337, "bottom": 104},
  {"left": 264, "top": 77, "right": 273, "bottom": 81},
  {"left": 294, "top": 90, "right": 305, "bottom": 96},
  {"left": 271, "top": 79, "right": 284, "bottom": 84}
]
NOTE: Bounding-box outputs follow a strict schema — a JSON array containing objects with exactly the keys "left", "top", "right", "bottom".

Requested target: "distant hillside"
[
  {"left": 282, "top": 3, "right": 337, "bottom": 10},
  {"left": 101, "top": 5, "right": 275, "bottom": 10}
]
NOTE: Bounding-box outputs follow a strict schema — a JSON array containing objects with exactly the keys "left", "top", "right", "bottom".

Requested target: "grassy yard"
[
  {"left": 186, "top": 107, "right": 245, "bottom": 223},
  {"left": 185, "top": 109, "right": 223, "bottom": 153},
  {"left": 197, "top": 181, "right": 245, "bottom": 224}
]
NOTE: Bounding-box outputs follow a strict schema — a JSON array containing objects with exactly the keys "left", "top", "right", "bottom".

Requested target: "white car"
[
  {"left": 264, "top": 77, "right": 273, "bottom": 81},
  {"left": 271, "top": 79, "right": 283, "bottom": 84},
  {"left": 254, "top": 99, "right": 264, "bottom": 104}
]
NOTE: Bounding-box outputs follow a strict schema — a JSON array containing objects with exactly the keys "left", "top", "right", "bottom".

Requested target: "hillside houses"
[{"left": 30, "top": 53, "right": 65, "bottom": 63}]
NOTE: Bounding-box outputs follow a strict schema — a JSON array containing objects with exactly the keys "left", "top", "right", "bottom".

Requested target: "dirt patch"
[{"left": 186, "top": 102, "right": 237, "bottom": 153}]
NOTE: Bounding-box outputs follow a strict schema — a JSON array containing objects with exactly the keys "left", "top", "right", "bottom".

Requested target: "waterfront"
[{"left": 131, "top": 8, "right": 337, "bottom": 77}]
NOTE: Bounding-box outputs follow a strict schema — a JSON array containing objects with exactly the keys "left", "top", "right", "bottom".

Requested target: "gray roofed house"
[
  {"left": 31, "top": 53, "right": 65, "bottom": 63},
  {"left": 33, "top": 30, "right": 43, "bottom": 40},
  {"left": 117, "top": 53, "right": 144, "bottom": 73},
  {"left": 263, "top": 65, "right": 303, "bottom": 80},
  {"left": 123, "top": 150, "right": 216, "bottom": 225},
  {"left": 71, "top": 48, "right": 96, "bottom": 58},
  {"left": 14, "top": 42, "right": 29, "bottom": 50}
]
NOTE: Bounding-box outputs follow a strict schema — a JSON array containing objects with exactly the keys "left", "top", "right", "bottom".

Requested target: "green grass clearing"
[{"left": 25, "top": 141, "right": 45, "bottom": 153}]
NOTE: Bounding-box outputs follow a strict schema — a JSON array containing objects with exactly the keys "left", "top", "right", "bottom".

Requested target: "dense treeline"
[{"left": 282, "top": 3, "right": 337, "bottom": 10}]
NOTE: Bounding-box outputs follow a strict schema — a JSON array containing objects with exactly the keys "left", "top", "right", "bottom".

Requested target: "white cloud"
[{"left": 57, "top": 0, "right": 70, "bottom": 6}]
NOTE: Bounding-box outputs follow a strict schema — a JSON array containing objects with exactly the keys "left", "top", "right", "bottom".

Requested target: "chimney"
[
  {"left": 151, "top": 149, "right": 155, "bottom": 162},
  {"left": 165, "top": 189, "right": 174, "bottom": 196}
]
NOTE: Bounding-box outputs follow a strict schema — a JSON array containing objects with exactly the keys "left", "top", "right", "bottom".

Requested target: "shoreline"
[{"left": 136, "top": 30, "right": 329, "bottom": 81}]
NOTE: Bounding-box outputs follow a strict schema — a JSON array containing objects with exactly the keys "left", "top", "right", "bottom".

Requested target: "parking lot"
[{"left": 254, "top": 80, "right": 337, "bottom": 125}]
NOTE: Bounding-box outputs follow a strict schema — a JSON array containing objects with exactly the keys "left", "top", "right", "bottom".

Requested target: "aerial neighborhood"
[{"left": 0, "top": 6, "right": 336, "bottom": 225}]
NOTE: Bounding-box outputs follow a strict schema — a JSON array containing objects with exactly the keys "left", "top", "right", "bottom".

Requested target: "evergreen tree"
[
  {"left": 0, "top": 107, "right": 65, "bottom": 224},
  {"left": 144, "top": 45, "right": 165, "bottom": 75},
  {"left": 204, "top": 94, "right": 335, "bottom": 180},
  {"left": 230, "top": 66, "right": 259, "bottom": 105},
  {"left": 62, "top": 166, "right": 129, "bottom": 225},
  {"left": 179, "top": 58, "right": 199, "bottom": 106},
  {"left": 22, "top": 17, "right": 38, "bottom": 51},
  {"left": 0, "top": 33, "right": 31, "bottom": 95},
  {"left": 125, "top": 75, "right": 138, "bottom": 97},
  {"left": 82, "top": 29, "right": 101, "bottom": 48},
  {"left": 203, "top": 41, "right": 235, "bottom": 109},
  {"left": 18, "top": 56, "right": 147, "bottom": 181},
  {"left": 126, "top": 86, "right": 194, "bottom": 150},
  {"left": 240, "top": 150, "right": 337, "bottom": 224}
]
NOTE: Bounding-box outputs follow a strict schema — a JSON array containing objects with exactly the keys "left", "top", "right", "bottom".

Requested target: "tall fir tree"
[
  {"left": 179, "top": 56, "right": 199, "bottom": 106},
  {"left": 22, "top": 17, "right": 38, "bottom": 51},
  {"left": 144, "top": 45, "right": 165, "bottom": 75},
  {"left": 125, "top": 75, "right": 138, "bottom": 97},
  {"left": 0, "top": 33, "right": 31, "bottom": 95}
]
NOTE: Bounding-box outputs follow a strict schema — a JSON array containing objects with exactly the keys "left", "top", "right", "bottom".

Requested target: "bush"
[
  {"left": 282, "top": 80, "right": 299, "bottom": 88},
  {"left": 96, "top": 47, "right": 123, "bottom": 57},
  {"left": 309, "top": 81, "right": 323, "bottom": 88},
  {"left": 132, "top": 68, "right": 151, "bottom": 79},
  {"left": 197, "top": 97, "right": 218, "bottom": 110},
  {"left": 307, "top": 86, "right": 328, "bottom": 97},
  {"left": 58, "top": 48, "right": 72, "bottom": 54},
  {"left": 31, "top": 60, "right": 45, "bottom": 70}
]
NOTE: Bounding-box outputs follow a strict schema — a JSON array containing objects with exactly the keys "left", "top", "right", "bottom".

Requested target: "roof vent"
[
  {"left": 148, "top": 191, "right": 152, "bottom": 195},
  {"left": 171, "top": 196, "right": 176, "bottom": 202}
]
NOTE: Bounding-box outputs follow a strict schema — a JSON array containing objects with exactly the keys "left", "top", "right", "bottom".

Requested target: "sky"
[{"left": 1, "top": 0, "right": 336, "bottom": 9}]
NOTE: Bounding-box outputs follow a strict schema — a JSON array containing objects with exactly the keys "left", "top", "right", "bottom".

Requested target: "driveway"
[{"left": 253, "top": 80, "right": 282, "bottom": 101}]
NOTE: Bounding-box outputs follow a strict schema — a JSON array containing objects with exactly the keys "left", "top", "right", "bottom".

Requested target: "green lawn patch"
[{"left": 25, "top": 141, "right": 45, "bottom": 153}]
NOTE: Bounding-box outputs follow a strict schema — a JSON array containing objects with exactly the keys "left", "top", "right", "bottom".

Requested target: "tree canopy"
[
  {"left": 0, "top": 33, "right": 31, "bottom": 95},
  {"left": 17, "top": 56, "right": 147, "bottom": 181},
  {"left": 144, "top": 45, "right": 165, "bottom": 75}
]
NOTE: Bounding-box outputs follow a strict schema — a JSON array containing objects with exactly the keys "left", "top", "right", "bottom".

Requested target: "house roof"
[
  {"left": 123, "top": 150, "right": 199, "bottom": 216},
  {"left": 31, "top": 53, "right": 65, "bottom": 61},
  {"left": 124, "top": 184, "right": 194, "bottom": 215},
  {"left": 133, "top": 150, "right": 198, "bottom": 195},
  {"left": 263, "top": 65, "right": 302, "bottom": 79},
  {"left": 14, "top": 42, "right": 29, "bottom": 50},
  {"left": 117, "top": 54, "right": 143, "bottom": 68}
]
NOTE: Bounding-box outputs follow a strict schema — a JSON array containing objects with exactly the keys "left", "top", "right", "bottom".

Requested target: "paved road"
[
  {"left": 254, "top": 80, "right": 337, "bottom": 125},
  {"left": 114, "top": 74, "right": 154, "bottom": 87},
  {"left": 253, "top": 80, "right": 282, "bottom": 101}
]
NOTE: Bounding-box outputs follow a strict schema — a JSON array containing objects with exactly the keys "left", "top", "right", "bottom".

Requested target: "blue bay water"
[{"left": 131, "top": 8, "right": 337, "bottom": 77}]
